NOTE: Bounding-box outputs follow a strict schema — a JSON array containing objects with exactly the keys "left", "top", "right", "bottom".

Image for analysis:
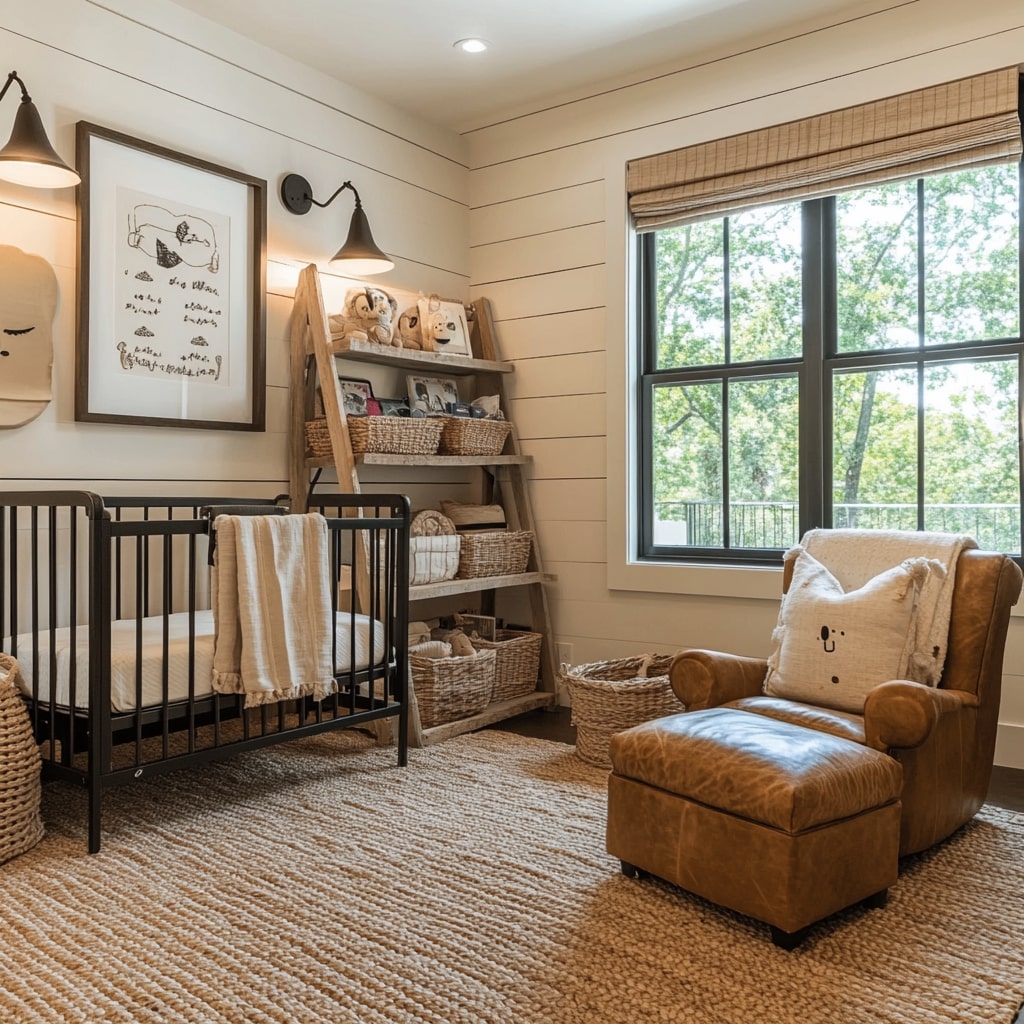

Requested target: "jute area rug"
[{"left": 1, "top": 730, "right": 1023, "bottom": 1024}]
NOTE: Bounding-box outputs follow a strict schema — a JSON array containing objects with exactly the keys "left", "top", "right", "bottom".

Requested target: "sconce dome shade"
[
  {"left": 0, "top": 98, "right": 80, "bottom": 189},
  {"left": 331, "top": 205, "right": 395, "bottom": 275}
]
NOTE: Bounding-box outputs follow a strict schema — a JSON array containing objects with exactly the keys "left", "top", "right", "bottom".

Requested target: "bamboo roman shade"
[{"left": 628, "top": 67, "right": 1023, "bottom": 232}]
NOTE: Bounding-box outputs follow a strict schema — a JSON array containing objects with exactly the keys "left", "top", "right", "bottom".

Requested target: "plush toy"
[
  {"left": 329, "top": 287, "right": 398, "bottom": 347},
  {"left": 448, "top": 631, "right": 475, "bottom": 657},
  {"left": 394, "top": 306, "right": 434, "bottom": 351}
]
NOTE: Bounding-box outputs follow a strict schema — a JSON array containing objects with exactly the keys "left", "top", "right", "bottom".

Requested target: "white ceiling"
[{"left": 167, "top": 0, "right": 873, "bottom": 133}]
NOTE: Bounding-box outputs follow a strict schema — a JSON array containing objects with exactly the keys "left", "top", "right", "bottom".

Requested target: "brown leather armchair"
[{"left": 670, "top": 548, "right": 1023, "bottom": 856}]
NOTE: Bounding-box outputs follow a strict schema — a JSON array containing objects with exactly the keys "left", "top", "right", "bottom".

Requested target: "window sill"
[{"left": 607, "top": 557, "right": 784, "bottom": 601}]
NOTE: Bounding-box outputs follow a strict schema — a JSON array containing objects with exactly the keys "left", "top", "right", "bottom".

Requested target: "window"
[{"left": 638, "top": 160, "right": 1023, "bottom": 564}]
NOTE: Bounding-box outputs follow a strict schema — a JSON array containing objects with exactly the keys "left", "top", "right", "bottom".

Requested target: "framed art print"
[{"left": 75, "top": 122, "right": 267, "bottom": 430}]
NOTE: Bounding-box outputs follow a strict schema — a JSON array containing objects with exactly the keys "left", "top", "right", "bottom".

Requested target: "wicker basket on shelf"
[
  {"left": 438, "top": 417, "right": 512, "bottom": 456},
  {"left": 0, "top": 654, "right": 43, "bottom": 864},
  {"left": 563, "top": 654, "right": 680, "bottom": 768},
  {"left": 471, "top": 629, "right": 543, "bottom": 702},
  {"left": 305, "top": 418, "right": 333, "bottom": 457},
  {"left": 305, "top": 416, "right": 445, "bottom": 457},
  {"left": 456, "top": 530, "right": 533, "bottom": 578},
  {"left": 411, "top": 647, "right": 496, "bottom": 728}
]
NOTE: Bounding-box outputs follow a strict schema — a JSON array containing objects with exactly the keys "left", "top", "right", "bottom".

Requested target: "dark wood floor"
[{"left": 490, "top": 708, "right": 1024, "bottom": 813}]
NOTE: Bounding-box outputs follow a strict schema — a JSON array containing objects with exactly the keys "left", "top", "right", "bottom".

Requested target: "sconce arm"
[
  {"left": 309, "top": 180, "right": 362, "bottom": 210},
  {"left": 0, "top": 71, "right": 31, "bottom": 106}
]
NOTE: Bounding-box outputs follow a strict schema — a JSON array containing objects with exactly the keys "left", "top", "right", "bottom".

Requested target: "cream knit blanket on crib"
[
  {"left": 798, "top": 528, "right": 977, "bottom": 686},
  {"left": 211, "top": 513, "right": 335, "bottom": 707}
]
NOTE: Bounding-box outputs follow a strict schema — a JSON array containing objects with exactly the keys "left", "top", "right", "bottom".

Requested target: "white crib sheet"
[{"left": 7, "top": 610, "right": 387, "bottom": 712}]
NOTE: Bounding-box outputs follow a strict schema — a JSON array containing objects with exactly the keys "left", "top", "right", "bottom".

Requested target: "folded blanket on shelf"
[{"left": 212, "top": 513, "right": 335, "bottom": 707}]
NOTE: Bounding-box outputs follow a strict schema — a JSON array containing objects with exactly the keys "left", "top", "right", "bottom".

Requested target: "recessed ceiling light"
[{"left": 454, "top": 38, "right": 488, "bottom": 53}]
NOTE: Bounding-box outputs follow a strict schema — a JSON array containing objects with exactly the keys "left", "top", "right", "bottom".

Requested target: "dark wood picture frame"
[{"left": 75, "top": 121, "right": 267, "bottom": 430}]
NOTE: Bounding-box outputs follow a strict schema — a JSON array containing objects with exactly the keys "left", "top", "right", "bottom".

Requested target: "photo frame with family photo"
[{"left": 407, "top": 374, "right": 459, "bottom": 416}]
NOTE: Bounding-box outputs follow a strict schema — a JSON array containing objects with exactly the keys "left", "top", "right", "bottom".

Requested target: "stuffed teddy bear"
[
  {"left": 447, "top": 631, "right": 476, "bottom": 657},
  {"left": 329, "top": 287, "right": 398, "bottom": 347},
  {"left": 394, "top": 306, "right": 434, "bottom": 351}
]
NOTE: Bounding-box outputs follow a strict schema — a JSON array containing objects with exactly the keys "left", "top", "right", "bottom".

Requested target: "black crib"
[{"left": 0, "top": 490, "right": 410, "bottom": 852}]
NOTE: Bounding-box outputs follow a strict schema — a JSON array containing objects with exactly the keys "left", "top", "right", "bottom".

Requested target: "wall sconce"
[
  {"left": 280, "top": 173, "right": 394, "bottom": 275},
  {"left": 0, "top": 70, "right": 80, "bottom": 189}
]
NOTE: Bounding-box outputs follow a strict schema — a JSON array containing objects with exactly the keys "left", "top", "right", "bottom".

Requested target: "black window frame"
[{"left": 637, "top": 136, "right": 1024, "bottom": 567}]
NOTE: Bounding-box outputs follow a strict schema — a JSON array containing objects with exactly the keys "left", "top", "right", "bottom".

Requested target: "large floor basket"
[
  {"left": 563, "top": 654, "right": 679, "bottom": 768},
  {"left": 0, "top": 654, "right": 43, "bottom": 864}
]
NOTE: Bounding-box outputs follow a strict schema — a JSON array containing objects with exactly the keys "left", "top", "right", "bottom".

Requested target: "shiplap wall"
[
  {"left": 464, "top": 0, "right": 1024, "bottom": 764},
  {"left": 4, "top": 0, "right": 1024, "bottom": 763},
  {"left": 0, "top": 0, "right": 471, "bottom": 505}
]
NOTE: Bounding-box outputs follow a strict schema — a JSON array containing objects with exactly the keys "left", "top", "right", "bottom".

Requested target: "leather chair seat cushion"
[
  {"left": 724, "top": 695, "right": 867, "bottom": 745},
  {"left": 609, "top": 707, "right": 903, "bottom": 834}
]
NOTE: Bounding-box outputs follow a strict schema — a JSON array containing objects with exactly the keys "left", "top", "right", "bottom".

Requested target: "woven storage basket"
[
  {"left": 306, "top": 416, "right": 444, "bottom": 456},
  {"left": 563, "top": 654, "right": 679, "bottom": 768},
  {"left": 305, "top": 417, "right": 333, "bottom": 456},
  {"left": 0, "top": 654, "right": 43, "bottom": 864},
  {"left": 438, "top": 417, "right": 512, "bottom": 456},
  {"left": 456, "top": 530, "right": 533, "bottom": 578},
  {"left": 411, "top": 647, "right": 496, "bottom": 728},
  {"left": 472, "top": 629, "right": 543, "bottom": 702}
]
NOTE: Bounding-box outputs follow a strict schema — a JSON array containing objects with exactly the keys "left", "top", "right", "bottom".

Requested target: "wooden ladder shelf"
[{"left": 288, "top": 264, "right": 557, "bottom": 746}]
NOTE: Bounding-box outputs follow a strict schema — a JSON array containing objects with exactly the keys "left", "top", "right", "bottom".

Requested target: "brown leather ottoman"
[{"left": 606, "top": 707, "right": 903, "bottom": 947}]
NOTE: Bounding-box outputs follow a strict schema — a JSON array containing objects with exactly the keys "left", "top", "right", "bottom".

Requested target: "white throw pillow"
[{"left": 763, "top": 549, "right": 934, "bottom": 713}]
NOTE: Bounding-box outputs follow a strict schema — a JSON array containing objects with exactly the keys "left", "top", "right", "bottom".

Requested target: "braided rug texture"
[{"left": 1, "top": 729, "right": 1023, "bottom": 1024}]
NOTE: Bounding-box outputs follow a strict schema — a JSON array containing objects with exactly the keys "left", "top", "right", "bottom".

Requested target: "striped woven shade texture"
[{"left": 628, "top": 66, "right": 1023, "bottom": 230}]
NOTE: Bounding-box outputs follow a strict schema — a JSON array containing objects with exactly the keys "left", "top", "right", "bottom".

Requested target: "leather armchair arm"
[
  {"left": 670, "top": 649, "right": 768, "bottom": 710},
  {"left": 863, "top": 681, "right": 978, "bottom": 752}
]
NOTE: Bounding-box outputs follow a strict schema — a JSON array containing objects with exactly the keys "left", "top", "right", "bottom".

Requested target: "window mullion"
[
  {"left": 916, "top": 178, "right": 926, "bottom": 531},
  {"left": 802, "top": 198, "right": 827, "bottom": 534}
]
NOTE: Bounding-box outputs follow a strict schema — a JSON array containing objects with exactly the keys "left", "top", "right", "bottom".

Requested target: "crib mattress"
[{"left": 7, "top": 610, "right": 387, "bottom": 712}]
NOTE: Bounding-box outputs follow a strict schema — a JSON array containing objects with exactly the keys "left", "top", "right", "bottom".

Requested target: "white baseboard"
[{"left": 994, "top": 722, "right": 1024, "bottom": 769}]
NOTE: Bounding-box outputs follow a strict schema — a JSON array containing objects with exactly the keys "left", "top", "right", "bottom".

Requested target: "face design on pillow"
[
  {"left": 819, "top": 624, "right": 845, "bottom": 654},
  {"left": 0, "top": 245, "right": 59, "bottom": 428}
]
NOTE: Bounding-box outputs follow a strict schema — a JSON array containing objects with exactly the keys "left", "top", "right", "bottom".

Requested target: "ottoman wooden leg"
[{"left": 770, "top": 924, "right": 811, "bottom": 950}]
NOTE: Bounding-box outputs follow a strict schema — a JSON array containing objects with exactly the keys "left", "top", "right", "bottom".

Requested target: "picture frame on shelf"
[
  {"left": 378, "top": 397, "right": 411, "bottom": 417},
  {"left": 75, "top": 121, "right": 266, "bottom": 431},
  {"left": 338, "top": 377, "right": 379, "bottom": 416},
  {"left": 457, "top": 614, "right": 497, "bottom": 643},
  {"left": 416, "top": 296, "right": 472, "bottom": 357},
  {"left": 407, "top": 374, "right": 459, "bottom": 416}
]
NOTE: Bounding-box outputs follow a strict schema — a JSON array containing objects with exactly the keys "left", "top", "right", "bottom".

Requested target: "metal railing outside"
[{"left": 655, "top": 501, "right": 1021, "bottom": 554}]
